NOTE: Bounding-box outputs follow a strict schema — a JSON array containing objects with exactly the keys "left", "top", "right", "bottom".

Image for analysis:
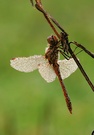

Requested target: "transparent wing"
[
  {"left": 38, "top": 62, "right": 56, "bottom": 83},
  {"left": 10, "top": 55, "right": 45, "bottom": 72},
  {"left": 58, "top": 58, "right": 78, "bottom": 79}
]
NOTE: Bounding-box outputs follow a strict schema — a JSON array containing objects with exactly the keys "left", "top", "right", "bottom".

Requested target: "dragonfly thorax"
[
  {"left": 45, "top": 35, "right": 59, "bottom": 65},
  {"left": 45, "top": 47, "right": 58, "bottom": 65}
]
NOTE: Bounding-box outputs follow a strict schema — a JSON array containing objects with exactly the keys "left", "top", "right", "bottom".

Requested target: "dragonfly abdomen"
[{"left": 53, "top": 63, "right": 72, "bottom": 113}]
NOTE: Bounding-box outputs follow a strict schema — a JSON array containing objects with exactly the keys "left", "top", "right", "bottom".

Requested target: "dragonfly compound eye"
[{"left": 47, "top": 35, "right": 58, "bottom": 45}]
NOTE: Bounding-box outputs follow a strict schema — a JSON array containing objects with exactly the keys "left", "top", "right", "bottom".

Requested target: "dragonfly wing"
[
  {"left": 38, "top": 62, "right": 56, "bottom": 83},
  {"left": 10, "top": 55, "right": 45, "bottom": 72},
  {"left": 58, "top": 58, "right": 78, "bottom": 79}
]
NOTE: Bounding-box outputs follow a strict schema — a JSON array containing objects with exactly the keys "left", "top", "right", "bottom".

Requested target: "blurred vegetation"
[{"left": 0, "top": 0, "right": 94, "bottom": 135}]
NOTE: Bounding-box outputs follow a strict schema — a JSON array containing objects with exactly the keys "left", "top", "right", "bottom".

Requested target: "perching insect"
[
  {"left": 10, "top": 0, "right": 94, "bottom": 114},
  {"left": 10, "top": 35, "right": 78, "bottom": 113}
]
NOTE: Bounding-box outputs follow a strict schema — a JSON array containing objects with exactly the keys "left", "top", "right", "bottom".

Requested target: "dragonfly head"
[{"left": 47, "top": 35, "right": 58, "bottom": 46}]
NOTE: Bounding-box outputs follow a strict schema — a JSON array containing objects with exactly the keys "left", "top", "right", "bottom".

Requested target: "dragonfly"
[
  {"left": 31, "top": 0, "right": 94, "bottom": 92},
  {"left": 10, "top": 35, "right": 78, "bottom": 113}
]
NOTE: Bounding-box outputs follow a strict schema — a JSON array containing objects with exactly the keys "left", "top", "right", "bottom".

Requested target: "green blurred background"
[{"left": 0, "top": 0, "right": 94, "bottom": 135}]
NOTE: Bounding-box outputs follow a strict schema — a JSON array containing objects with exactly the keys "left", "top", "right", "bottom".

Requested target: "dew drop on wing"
[
  {"left": 58, "top": 58, "right": 78, "bottom": 79},
  {"left": 10, "top": 55, "right": 46, "bottom": 72},
  {"left": 38, "top": 62, "right": 56, "bottom": 82}
]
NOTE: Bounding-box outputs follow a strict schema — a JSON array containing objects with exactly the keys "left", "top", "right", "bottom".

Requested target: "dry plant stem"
[
  {"left": 35, "top": 1, "right": 60, "bottom": 38},
  {"left": 35, "top": 0, "right": 68, "bottom": 36},
  {"left": 35, "top": 0, "right": 94, "bottom": 58},
  {"left": 70, "top": 41, "right": 94, "bottom": 58},
  {"left": 68, "top": 46, "right": 94, "bottom": 91},
  {"left": 33, "top": 1, "right": 94, "bottom": 54},
  {"left": 34, "top": 0, "right": 94, "bottom": 92}
]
